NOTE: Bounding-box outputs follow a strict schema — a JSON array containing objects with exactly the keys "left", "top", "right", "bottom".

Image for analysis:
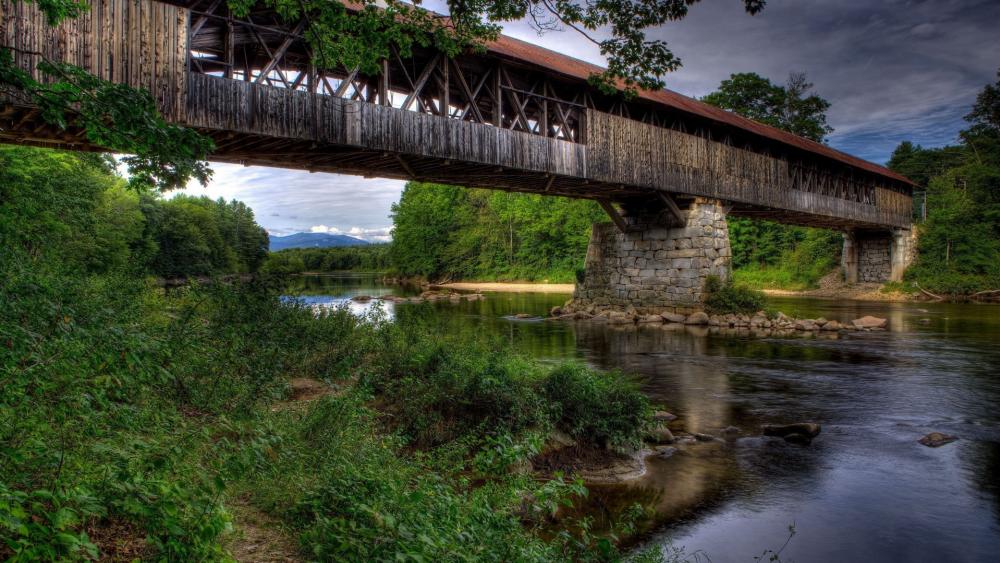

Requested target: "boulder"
[
  {"left": 852, "top": 315, "right": 888, "bottom": 329},
  {"left": 546, "top": 430, "right": 577, "bottom": 450},
  {"left": 653, "top": 446, "right": 678, "bottom": 459},
  {"left": 794, "top": 320, "right": 817, "bottom": 331},
  {"left": 638, "top": 314, "right": 664, "bottom": 323},
  {"left": 750, "top": 315, "right": 767, "bottom": 327},
  {"left": 821, "top": 320, "right": 842, "bottom": 331},
  {"left": 550, "top": 306, "right": 563, "bottom": 317},
  {"left": 693, "top": 432, "right": 720, "bottom": 443},
  {"left": 646, "top": 425, "right": 675, "bottom": 444},
  {"left": 762, "top": 423, "right": 821, "bottom": 439},
  {"left": 652, "top": 410, "right": 678, "bottom": 422},
  {"left": 721, "top": 426, "right": 741, "bottom": 436},
  {"left": 514, "top": 313, "right": 534, "bottom": 319},
  {"left": 662, "top": 313, "right": 687, "bottom": 324},
  {"left": 783, "top": 433, "right": 814, "bottom": 445},
  {"left": 919, "top": 432, "right": 958, "bottom": 448},
  {"left": 351, "top": 295, "right": 373, "bottom": 302},
  {"left": 607, "top": 311, "right": 634, "bottom": 325},
  {"left": 685, "top": 311, "right": 710, "bottom": 325}
]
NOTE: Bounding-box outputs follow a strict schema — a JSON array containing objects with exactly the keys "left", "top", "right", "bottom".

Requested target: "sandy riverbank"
[
  {"left": 755, "top": 271, "right": 917, "bottom": 302},
  {"left": 432, "top": 282, "right": 575, "bottom": 293}
]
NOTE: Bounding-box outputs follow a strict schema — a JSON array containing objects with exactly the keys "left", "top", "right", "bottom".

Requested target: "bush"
[
  {"left": 703, "top": 275, "right": 767, "bottom": 314},
  {"left": 543, "top": 364, "right": 650, "bottom": 451}
]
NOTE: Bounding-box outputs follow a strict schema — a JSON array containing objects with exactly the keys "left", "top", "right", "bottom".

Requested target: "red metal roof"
[{"left": 487, "top": 34, "right": 914, "bottom": 186}]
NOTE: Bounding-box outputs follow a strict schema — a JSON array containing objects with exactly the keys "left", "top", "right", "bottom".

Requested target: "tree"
[{"left": 702, "top": 71, "right": 832, "bottom": 142}]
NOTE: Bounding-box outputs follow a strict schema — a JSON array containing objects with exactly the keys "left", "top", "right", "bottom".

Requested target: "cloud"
[{"left": 304, "top": 224, "right": 393, "bottom": 243}]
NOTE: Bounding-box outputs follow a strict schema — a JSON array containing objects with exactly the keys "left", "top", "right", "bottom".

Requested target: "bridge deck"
[{"left": 0, "top": 0, "right": 913, "bottom": 230}]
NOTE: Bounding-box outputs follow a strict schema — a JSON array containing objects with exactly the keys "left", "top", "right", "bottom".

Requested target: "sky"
[{"left": 173, "top": 0, "right": 1000, "bottom": 240}]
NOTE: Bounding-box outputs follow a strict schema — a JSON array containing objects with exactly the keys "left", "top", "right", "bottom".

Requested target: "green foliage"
[
  {"left": 262, "top": 245, "right": 391, "bottom": 274},
  {"left": 144, "top": 194, "right": 269, "bottom": 277},
  {"left": 1, "top": 145, "right": 656, "bottom": 560},
  {"left": 731, "top": 227, "right": 842, "bottom": 290},
  {"left": 703, "top": 275, "right": 767, "bottom": 315},
  {"left": 702, "top": 72, "right": 832, "bottom": 142},
  {"left": 890, "top": 68, "right": 1000, "bottom": 294},
  {"left": 0, "top": 48, "right": 213, "bottom": 191},
  {"left": 390, "top": 182, "right": 604, "bottom": 282},
  {"left": 542, "top": 365, "right": 651, "bottom": 451},
  {"left": 0, "top": 145, "right": 268, "bottom": 278}
]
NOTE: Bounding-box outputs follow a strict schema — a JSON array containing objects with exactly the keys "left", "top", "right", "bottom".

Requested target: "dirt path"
[
  {"left": 433, "top": 282, "right": 574, "bottom": 293},
  {"left": 227, "top": 499, "right": 302, "bottom": 563},
  {"left": 229, "top": 377, "right": 338, "bottom": 561}
]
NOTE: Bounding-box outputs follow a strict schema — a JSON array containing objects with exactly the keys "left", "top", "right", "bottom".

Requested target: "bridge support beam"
[
  {"left": 842, "top": 228, "right": 916, "bottom": 283},
  {"left": 568, "top": 197, "right": 731, "bottom": 314}
]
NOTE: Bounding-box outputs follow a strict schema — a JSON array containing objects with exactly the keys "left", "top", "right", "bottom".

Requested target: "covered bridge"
[{"left": 0, "top": 0, "right": 916, "bottom": 310}]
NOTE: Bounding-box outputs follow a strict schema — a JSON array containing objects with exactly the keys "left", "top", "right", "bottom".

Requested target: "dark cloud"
[{"left": 643, "top": 0, "right": 1000, "bottom": 162}]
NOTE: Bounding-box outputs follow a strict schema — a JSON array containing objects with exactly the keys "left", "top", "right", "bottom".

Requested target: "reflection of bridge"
[{"left": 1, "top": 0, "right": 915, "bottom": 309}]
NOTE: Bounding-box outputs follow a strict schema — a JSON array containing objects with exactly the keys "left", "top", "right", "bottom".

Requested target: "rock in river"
[
  {"left": 652, "top": 410, "right": 678, "bottom": 422},
  {"left": 919, "top": 432, "right": 958, "bottom": 447},
  {"left": 852, "top": 315, "right": 888, "bottom": 329},
  {"left": 685, "top": 312, "right": 710, "bottom": 325},
  {"left": 763, "top": 423, "right": 822, "bottom": 443},
  {"left": 646, "top": 424, "right": 675, "bottom": 444}
]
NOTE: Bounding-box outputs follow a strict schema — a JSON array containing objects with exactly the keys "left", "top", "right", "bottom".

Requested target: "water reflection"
[{"left": 284, "top": 274, "right": 1000, "bottom": 562}]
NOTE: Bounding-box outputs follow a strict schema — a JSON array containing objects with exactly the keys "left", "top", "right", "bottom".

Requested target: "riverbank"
[{"left": 433, "top": 281, "right": 576, "bottom": 293}]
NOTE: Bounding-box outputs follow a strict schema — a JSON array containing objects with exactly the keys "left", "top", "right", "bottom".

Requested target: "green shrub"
[
  {"left": 543, "top": 364, "right": 650, "bottom": 451},
  {"left": 703, "top": 275, "right": 767, "bottom": 314}
]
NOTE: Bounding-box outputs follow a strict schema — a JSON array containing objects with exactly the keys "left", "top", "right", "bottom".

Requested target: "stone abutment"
[
  {"left": 568, "top": 198, "right": 731, "bottom": 314},
  {"left": 842, "top": 228, "right": 916, "bottom": 283}
]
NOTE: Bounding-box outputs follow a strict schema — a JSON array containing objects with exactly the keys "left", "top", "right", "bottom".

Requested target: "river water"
[{"left": 286, "top": 273, "right": 1000, "bottom": 562}]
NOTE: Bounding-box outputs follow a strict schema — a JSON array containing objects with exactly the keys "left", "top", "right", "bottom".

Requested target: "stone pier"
[
  {"left": 569, "top": 198, "right": 731, "bottom": 314},
  {"left": 842, "top": 228, "right": 916, "bottom": 283}
]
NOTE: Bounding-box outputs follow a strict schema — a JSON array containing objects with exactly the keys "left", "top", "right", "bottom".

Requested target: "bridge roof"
[{"left": 487, "top": 34, "right": 913, "bottom": 186}]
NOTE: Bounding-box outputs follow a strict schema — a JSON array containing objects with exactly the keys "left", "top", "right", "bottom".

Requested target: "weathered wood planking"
[
  {"left": 184, "top": 72, "right": 587, "bottom": 178},
  {"left": 0, "top": 0, "right": 188, "bottom": 120},
  {"left": 585, "top": 110, "right": 911, "bottom": 228}
]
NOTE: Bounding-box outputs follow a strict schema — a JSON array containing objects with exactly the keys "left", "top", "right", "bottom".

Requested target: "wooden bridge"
[{"left": 0, "top": 0, "right": 916, "bottom": 308}]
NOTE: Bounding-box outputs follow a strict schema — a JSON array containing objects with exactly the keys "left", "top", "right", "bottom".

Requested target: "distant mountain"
[{"left": 269, "top": 232, "right": 369, "bottom": 251}]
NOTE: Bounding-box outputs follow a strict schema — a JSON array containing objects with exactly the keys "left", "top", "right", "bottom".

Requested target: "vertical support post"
[
  {"left": 380, "top": 59, "right": 390, "bottom": 106},
  {"left": 842, "top": 231, "right": 859, "bottom": 284},
  {"left": 493, "top": 64, "right": 502, "bottom": 126},
  {"left": 439, "top": 56, "right": 450, "bottom": 117},
  {"left": 224, "top": 16, "right": 234, "bottom": 79},
  {"left": 890, "top": 228, "right": 911, "bottom": 282}
]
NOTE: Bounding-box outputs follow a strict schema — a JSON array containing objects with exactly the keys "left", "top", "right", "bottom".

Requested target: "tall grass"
[{"left": 1, "top": 269, "right": 654, "bottom": 561}]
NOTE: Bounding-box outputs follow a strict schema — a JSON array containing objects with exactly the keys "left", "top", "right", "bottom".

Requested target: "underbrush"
[
  {"left": 1, "top": 265, "right": 655, "bottom": 561},
  {"left": 702, "top": 275, "right": 768, "bottom": 315}
]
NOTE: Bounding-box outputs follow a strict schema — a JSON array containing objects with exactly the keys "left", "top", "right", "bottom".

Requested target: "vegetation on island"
[
  {"left": 262, "top": 245, "right": 392, "bottom": 275},
  {"left": 1, "top": 145, "right": 662, "bottom": 560}
]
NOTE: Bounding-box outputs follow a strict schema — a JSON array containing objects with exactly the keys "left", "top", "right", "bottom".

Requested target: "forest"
[{"left": 0, "top": 146, "right": 269, "bottom": 279}]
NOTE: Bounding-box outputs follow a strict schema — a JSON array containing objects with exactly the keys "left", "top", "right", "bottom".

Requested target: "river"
[{"left": 285, "top": 273, "right": 1000, "bottom": 562}]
